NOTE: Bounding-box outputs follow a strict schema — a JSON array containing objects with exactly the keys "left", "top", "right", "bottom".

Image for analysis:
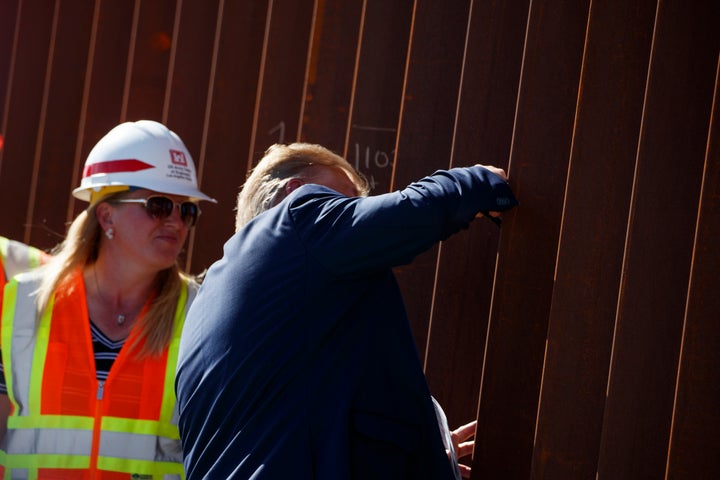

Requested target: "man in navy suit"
[{"left": 176, "top": 143, "right": 517, "bottom": 479}]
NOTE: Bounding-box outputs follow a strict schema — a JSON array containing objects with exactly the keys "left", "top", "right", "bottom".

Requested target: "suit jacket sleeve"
[{"left": 288, "top": 165, "right": 518, "bottom": 276}]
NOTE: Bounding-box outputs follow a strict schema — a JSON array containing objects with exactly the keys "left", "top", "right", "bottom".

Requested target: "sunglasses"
[{"left": 111, "top": 195, "right": 201, "bottom": 227}]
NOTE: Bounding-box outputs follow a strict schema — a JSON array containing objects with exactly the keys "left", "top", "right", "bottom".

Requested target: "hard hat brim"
[{"left": 73, "top": 177, "right": 217, "bottom": 204}]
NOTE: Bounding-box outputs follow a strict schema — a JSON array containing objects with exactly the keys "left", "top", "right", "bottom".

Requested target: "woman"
[{"left": 0, "top": 120, "right": 215, "bottom": 479}]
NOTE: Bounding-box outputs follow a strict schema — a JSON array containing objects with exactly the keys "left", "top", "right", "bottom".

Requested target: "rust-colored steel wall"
[{"left": 1, "top": 1, "right": 718, "bottom": 478}]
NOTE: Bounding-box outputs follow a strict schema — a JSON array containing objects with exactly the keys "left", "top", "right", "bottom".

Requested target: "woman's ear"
[
  {"left": 285, "top": 178, "right": 305, "bottom": 195},
  {"left": 94, "top": 202, "right": 114, "bottom": 231}
]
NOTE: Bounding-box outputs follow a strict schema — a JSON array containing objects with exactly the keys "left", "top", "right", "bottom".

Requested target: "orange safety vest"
[
  {"left": 0, "top": 270, "right": 194, "bottom": 480},
  {"left": 0, "top": 237, "right": 48, "bottom": 285}
]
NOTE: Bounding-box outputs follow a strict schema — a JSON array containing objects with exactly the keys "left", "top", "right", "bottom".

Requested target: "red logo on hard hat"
[{"left": 170, "top": 150, "right": 188, "bottom": 166}]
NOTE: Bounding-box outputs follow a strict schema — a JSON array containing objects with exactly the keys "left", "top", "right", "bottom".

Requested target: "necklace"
[{"left": 94, "top": 267, "right": 131, "bottom": 326}]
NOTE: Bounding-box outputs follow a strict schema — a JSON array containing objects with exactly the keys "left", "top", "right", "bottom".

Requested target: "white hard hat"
[{"left": 73, "top": 120, "right": 216, "bottom": 204}]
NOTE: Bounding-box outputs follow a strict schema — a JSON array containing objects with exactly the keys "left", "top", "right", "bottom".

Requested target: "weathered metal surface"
[{"left": 1, "top": 1, "right": 718, "bottom": 477}]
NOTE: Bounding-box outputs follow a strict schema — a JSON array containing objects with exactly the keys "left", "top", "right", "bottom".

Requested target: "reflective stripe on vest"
[
  {"left": 0, "top": 271, "right": 192, "bottom": 480},
  {"left": 0, "top": 237, "right": 45, "bottom": 285}
]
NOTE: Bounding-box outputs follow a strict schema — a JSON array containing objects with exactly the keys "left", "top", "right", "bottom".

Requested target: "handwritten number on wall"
[{"left": 268, "top": 122, "right": 286, "bottom": 144}]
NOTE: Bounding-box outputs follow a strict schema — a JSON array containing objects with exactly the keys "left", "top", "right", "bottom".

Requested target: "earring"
[{"left": 105, "top": 228, "right": 114, "bottom": 240}]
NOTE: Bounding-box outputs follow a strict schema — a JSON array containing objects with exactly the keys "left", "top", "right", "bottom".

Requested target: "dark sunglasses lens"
[
  {"left": 180, "top": 202, "right": 199, "bottom": 226},
  {"left": 142, "top": 196, "right": 198, "bottom": 226},
  {"left": 145, "top": 197, "right": 175, "bottom": 219}
]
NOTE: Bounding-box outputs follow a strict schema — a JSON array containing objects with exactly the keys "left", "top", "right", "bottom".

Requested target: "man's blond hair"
[{"left": 235, "top": 143, "right": 369, "bottom": 230}]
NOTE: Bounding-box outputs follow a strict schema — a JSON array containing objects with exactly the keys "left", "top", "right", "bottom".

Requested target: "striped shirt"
[{"left": 90, "top": 320, "right": 125, "bottom": 381}]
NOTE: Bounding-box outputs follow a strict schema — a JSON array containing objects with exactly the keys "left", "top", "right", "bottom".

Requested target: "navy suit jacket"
[{"left": 176, "top": 167, "right": 517, "bottom": 479}]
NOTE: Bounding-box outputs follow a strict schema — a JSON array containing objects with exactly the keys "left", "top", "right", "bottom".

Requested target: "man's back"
[{"left": 176, "top": 167, "right": 517, "bottom": 478}]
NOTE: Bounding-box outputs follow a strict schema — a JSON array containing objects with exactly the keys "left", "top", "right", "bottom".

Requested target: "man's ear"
[{"left": 285, "top": 178, "right": 305, "bottom": 195}]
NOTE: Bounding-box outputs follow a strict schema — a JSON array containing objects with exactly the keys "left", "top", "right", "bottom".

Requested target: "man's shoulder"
[{"left": 289, "top": 184, "right": 347, "bottom": 203}]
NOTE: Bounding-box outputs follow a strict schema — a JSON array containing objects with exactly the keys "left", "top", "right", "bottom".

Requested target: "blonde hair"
[
  {"left": 236, "top": 143, "right": 369, "bottom": 230},
  {"left": 36, "top": 193, "right": 193, "bottom": 357}
]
